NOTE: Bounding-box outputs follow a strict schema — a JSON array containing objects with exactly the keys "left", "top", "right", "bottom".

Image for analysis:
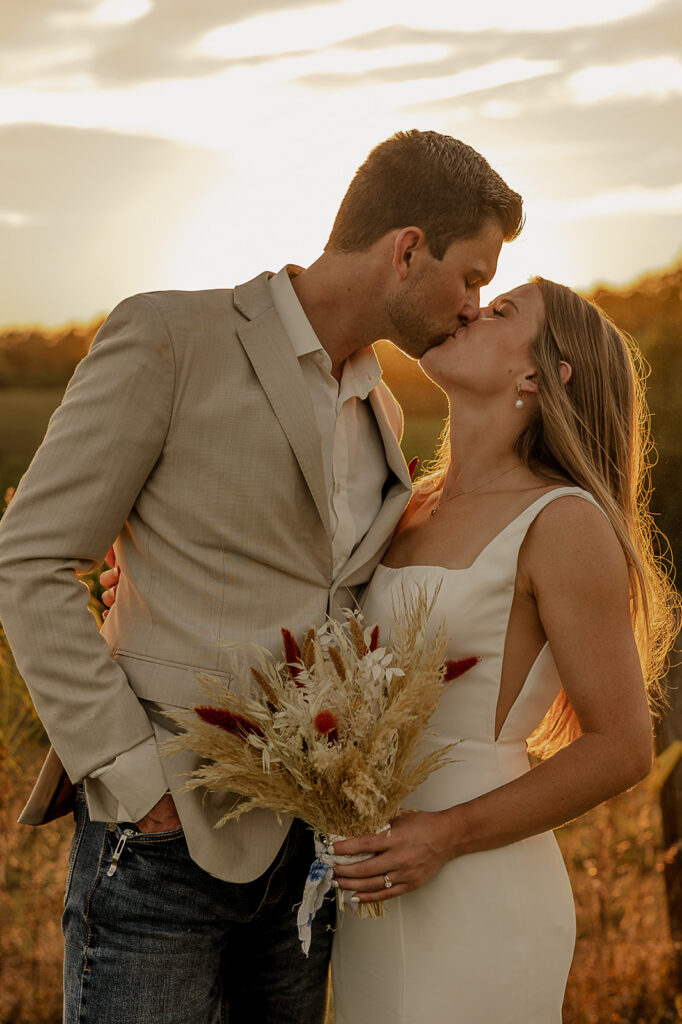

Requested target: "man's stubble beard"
[{"left": 384, "top": 284, "right": 451, "bottom": 360}]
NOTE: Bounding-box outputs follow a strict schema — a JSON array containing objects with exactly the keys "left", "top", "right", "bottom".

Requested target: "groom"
[{"left": 0, "top": 130, "right": 522, "bottom": 1023}]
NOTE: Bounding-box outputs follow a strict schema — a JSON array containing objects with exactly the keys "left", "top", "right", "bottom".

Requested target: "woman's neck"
[{"left": 443, "top": 400, "right": 527, "bottom": 496}]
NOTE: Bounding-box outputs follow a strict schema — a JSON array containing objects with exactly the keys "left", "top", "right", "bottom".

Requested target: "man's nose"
[{"left": 458, "top": 296, "right": 481, "bottom": 324}]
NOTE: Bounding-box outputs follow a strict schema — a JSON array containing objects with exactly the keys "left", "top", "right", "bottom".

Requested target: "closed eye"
[{"left": 492, "top": 307, "right": 505, "bottom": 317}]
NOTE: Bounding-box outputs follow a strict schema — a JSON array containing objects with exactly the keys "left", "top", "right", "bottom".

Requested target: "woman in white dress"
[{"left": 331, "top": 278, "right": 678, "bottom": 1023}]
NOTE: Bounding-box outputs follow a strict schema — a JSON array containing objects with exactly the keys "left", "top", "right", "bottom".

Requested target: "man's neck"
[{"left": 290, "top": 253, "right": 385, "bottom": 381}]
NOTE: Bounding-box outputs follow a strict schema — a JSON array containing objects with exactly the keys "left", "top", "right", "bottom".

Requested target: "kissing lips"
[{"left": 440, "top": 324, "right": 467, "bottom": 346}]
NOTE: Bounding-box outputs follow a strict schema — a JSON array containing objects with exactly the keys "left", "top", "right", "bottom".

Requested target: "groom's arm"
[{"left": 0, "top": 294, "right": 175, "bottom": 820}]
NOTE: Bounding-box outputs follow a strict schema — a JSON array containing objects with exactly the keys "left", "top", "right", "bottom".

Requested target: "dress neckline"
[{"left": 379, "top": 485, "right": 596, "bottom": 575}]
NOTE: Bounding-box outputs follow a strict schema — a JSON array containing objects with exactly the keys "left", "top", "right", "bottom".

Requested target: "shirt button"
[{"left": 334, "top": 482, "right": 341, "bottom": 495}]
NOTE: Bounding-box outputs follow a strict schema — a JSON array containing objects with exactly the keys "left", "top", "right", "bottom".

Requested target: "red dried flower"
[
  {"left": 195, "top": 705, "right": 264, "bottom": 738},
  {"left": 443, "top": 657, "right": 480, "bottom": 682},
  {"left": 369, "top": 625, "right": 380, "bottom": 652},
  {"left": 281, "top": 628, "right": 304, "bottom": 685},
  {"left": 314, "top": 710, "right": 339, "bottom": 742}
]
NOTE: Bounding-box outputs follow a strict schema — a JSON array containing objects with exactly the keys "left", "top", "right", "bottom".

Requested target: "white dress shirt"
[
  {"left": 87, "top": 265, "right": 391, "bottom": 822},
  {"left": 269, "top": 264, "right": 388, "bottom": 578}
]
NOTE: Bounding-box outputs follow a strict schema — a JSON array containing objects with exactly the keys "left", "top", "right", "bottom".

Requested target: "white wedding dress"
[{"left": 331, "top": 487, "right": 597, "bottom": 1024}]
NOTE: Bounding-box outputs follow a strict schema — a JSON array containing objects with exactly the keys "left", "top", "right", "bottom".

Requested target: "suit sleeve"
[
  {"left": 0, "top": 294, "right": 175, "bottom": 786},
  {"left": 87, "top": 735, "right": 168, "bottom": 823}
]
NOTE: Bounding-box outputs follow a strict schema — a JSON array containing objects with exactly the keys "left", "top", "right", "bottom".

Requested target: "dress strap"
[{"left": 518, "top": 485, "right": 605, "bottom": 522}]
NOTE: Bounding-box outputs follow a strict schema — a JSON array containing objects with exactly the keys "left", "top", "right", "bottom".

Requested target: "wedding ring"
[{"left": 383, "top": 874, "right": 393, "bottom": 889}]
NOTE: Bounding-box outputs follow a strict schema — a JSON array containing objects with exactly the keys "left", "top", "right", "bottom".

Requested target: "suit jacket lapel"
[{"left": 235, "top": 274, "right": 332, "bottom": 539}]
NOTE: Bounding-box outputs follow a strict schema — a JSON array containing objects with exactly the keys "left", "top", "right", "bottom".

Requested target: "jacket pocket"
[{"left": 114, "top": 650, "right": 233, "bottom": 710}]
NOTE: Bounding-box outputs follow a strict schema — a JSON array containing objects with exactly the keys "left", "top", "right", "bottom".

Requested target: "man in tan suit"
[{"left": 0, "top": 131, "right": 522, "bottom": 1023}]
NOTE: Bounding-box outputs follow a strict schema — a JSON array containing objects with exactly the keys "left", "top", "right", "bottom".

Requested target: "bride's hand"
[
  {"left": 99, "top": 548, "right": 119, "bottom": 618},
  {"left": 332, "top": 808, "right": 459, "bottom": 902}
]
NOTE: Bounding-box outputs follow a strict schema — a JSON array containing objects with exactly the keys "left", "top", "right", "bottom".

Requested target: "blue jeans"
[{"left": 62, "top": 789, "right": 334, "bottom": 1023}]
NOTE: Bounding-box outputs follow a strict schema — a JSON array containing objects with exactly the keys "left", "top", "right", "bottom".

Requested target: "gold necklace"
[{"left": 430, "top": 465, "right": 521, "bottom": 516}]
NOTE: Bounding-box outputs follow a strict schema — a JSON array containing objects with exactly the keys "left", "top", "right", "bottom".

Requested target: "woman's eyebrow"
[{"left": 496, "top": 297, "right": 520, "bottom": 314}]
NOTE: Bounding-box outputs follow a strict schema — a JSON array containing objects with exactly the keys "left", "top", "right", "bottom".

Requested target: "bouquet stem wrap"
[{"left": 297, "top": 826, "right": 389, "bottom": 956}]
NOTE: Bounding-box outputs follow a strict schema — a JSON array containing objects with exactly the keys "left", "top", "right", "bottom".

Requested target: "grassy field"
[{"left": 0, "top": 388, "right": 64, "bottom": 499}]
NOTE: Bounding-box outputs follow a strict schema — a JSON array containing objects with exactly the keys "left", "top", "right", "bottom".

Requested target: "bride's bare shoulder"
[{"left": 522, "top": 491, "right": 627, "bottom": 585}]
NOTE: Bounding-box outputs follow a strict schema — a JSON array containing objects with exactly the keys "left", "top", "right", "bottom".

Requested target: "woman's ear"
[
  {"left": 521, "top": 363, "right": 572, "bottom": 395},
  {"left": 519, "top": 372, "right": 539, "bottom": 395}
]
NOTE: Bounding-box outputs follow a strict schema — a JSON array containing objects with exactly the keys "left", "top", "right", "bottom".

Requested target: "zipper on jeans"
[{"left": 107, "top": 828, "right": 136, "bottom": 877}]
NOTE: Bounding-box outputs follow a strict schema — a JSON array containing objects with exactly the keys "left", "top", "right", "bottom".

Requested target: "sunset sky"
[{"left": 1, "top": 0, "right": 680, "bottom": 327}]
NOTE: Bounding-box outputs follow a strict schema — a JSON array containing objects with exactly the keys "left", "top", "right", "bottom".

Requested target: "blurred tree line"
[
  {"left": 0, "top": 321, "right": 103, "bottom": 389},
  {"left": 592, "top": 264, "right": 682, "bottom": 568}
]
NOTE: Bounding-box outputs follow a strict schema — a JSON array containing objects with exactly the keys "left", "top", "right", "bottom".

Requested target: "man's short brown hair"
[{"left": 326, "top": 130, "right": 523, "bottom": 259}]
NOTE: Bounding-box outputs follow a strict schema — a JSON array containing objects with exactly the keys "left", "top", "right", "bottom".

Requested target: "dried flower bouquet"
[{"left": 165, "top": 582, "right": 477, "bottom": 929}]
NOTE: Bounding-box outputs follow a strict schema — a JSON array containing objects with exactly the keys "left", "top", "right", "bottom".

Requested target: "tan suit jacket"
[{"left": 0, "top": 272, "right": 411, "bottom": 882}]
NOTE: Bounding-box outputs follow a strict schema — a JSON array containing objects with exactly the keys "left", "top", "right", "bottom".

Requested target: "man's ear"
[
  {"left": 559, "top": 361, "right": 572, "bottom": 385},
  {"left": 393, "top": 227, "right": 426, "bottom": 280}
]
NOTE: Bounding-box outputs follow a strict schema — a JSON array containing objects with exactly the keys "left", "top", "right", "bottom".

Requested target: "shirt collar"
[
  {"left": 269, "top": 265, "right": 322, "bottom": 358},
  {"left": 269, "top": 264, "right": 382, "bottom": 401}
]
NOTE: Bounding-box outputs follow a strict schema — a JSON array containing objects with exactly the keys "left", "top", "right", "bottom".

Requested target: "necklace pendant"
[{"left": 431, "top": 507, "right": 438, "bottom": 516}]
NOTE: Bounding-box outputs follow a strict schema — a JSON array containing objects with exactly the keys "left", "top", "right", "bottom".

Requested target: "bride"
[{"left": 330, "top": 277, "right": 678, "bottom": 1022}]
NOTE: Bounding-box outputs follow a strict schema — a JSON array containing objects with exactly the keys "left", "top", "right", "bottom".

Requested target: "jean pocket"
[{"left": 105, "top": 822, "right": 186, "bottom": 879}]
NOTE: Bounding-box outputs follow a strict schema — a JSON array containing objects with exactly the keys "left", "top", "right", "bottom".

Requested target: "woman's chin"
[
  {"left": 419, "top": 340, "right": 450, "bottom": 380},
  {"left": 417, "top": 359, "right": 447, "bottom": 391}
]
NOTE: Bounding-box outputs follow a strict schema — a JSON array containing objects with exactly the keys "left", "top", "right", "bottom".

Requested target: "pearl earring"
[{"left": 515, "top": 384, "right": 524, "bottom": 409}]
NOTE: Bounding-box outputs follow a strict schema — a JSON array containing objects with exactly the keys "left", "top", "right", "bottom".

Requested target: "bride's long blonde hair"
[{"left": 421, "top": 278, "right": 679, "bottom": 758}]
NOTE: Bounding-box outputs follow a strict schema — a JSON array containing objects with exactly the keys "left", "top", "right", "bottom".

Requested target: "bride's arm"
[{"left": 333, "top": 496, "right": 653, "bottom": 902}]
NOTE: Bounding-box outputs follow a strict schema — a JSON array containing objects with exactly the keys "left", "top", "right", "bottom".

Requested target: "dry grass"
[
  {"left": 558, "top": 780, "right": 680, "bottom": 1023},
  {"left": 0, "top": 627, "right": 71, "bottom": 1024}
]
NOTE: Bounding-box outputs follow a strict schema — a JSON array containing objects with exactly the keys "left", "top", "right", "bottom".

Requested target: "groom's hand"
[{"left": 135, "top": 792, "right": 182, "bottom": 834}]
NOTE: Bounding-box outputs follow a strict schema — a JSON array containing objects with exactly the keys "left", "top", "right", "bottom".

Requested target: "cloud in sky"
[
  {"left": 0, "top": 0, "right": 680, "bottom": 323},
  {"left": 0, "top": 123, "right": 226, "bottom": 324},
  {"left": 3, "top": 0, "right": 676, "bottom": 89}
]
